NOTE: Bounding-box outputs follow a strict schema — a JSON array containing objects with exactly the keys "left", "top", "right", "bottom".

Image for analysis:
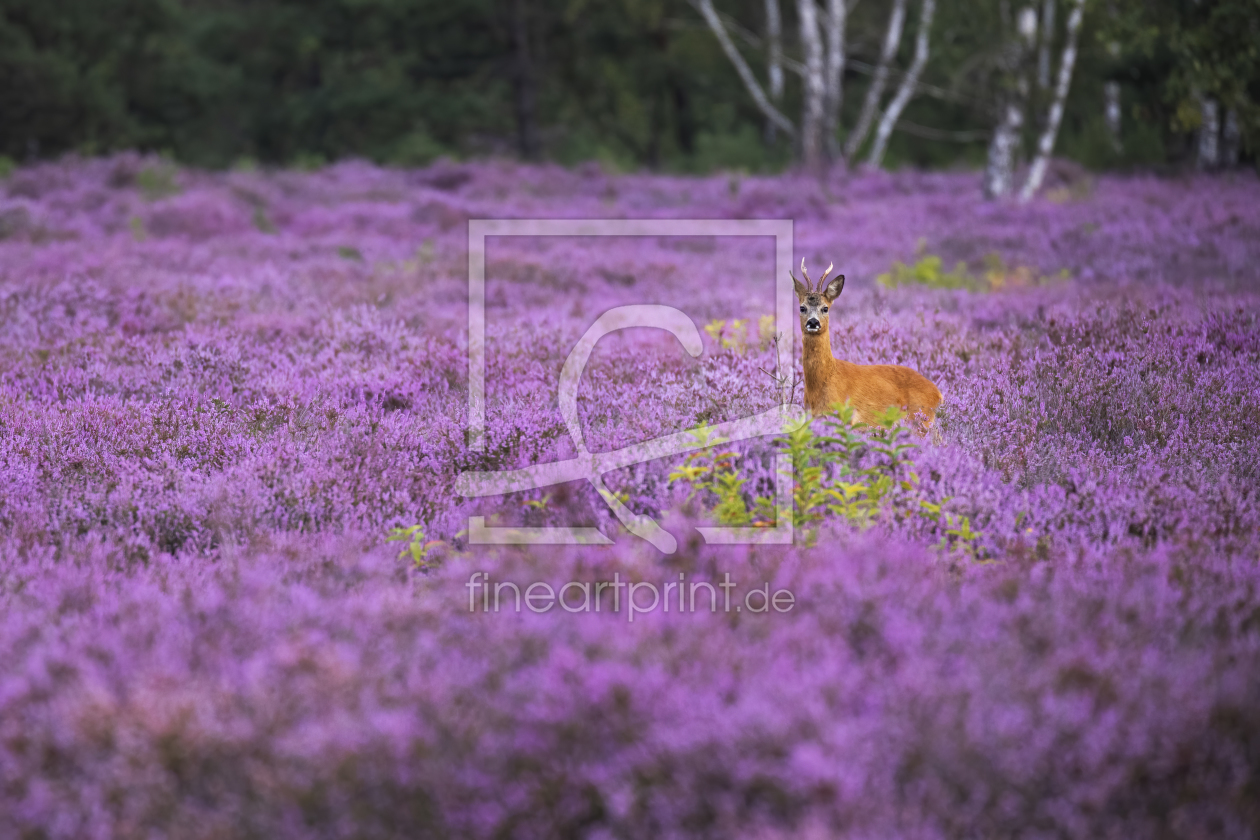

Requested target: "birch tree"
[
  {"left": 843, "top": 0, "right": 908, "bottom": 160},
  {"left": 1196, "top": 95, "right": 1220, "bottom": 169},
  {"left": 1036, "top": 0, "right": 1056, "bottom": 91},
  {"left": 764, "top": 0, "right": 785, "bottom": 142},
  {"left": 797, "top": 0, "right": 827, "bottom": 171},
  {"left": 694, "top": 0, "right": 839, "bottom": 167},
  {"left": 823, "top": 0, "right": 847, "bottom": 159},
  {"left": 1020, "top": 0, "right": 1084, "bottom": 201},
  {"left": 1104, "top": 41, "right": 1122, "bottom": 151},
  {"left": 1102, "top": 1, "right": 1120, "bottom": 152},
  {"left": 867, "top": 0, "right": 937, "bottom": 167},
  {"left": 984, "top": 5, "right": 1037, "bottom": 199},
  {"left": 695, "top": 0, "right": 843, "bottom": 169},
  {"left": 690, "top": 0, "right": 796, "bottom": 137}
]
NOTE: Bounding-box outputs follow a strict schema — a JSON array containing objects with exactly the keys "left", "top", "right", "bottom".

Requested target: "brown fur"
[{"left": 793, "top": 261, "right": 942, "bottom": 431}]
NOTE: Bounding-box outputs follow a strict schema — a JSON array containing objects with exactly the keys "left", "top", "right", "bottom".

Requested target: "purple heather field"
[{"left": 1, "top": 154, "right": 1259, "bottom": 838}]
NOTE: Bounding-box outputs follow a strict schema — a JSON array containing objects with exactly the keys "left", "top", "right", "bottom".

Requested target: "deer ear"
[
  {"left": 821, "top": 275, "right": 845, "bottom": 301},
  {"left": 790, "top": 272, "right": 810, "bottom": 299}
]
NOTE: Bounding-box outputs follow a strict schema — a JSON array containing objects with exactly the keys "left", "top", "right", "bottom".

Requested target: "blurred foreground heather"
[{"left": 1, "top": 155, "right": 1259, "bottom": 837}]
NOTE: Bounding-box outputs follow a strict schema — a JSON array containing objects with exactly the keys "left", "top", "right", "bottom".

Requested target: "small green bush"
[
  {"left": 136, "top": 163, "right": 181, "bottom": 200},
  {"left": 670, "top": 403, "right": 985, "bottom": 558},
  {"left": 878, "top": 242, "right": 1069, "bottom": 291}
]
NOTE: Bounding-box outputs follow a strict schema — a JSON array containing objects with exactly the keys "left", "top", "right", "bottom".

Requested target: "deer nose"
[{"left": 805, "top": 318, "right": 821, "bottom": 331}]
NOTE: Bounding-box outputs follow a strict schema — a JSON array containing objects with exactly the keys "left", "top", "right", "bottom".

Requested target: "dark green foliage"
[
  {"left": 0, "top": 0, "right": 215, "bottom": 159},
  {"left": 0, "top": 0, "right": 1255, "bottom": 170},
  {"left": 1106, "top": 0, "right": 1260, "bottom": 159}
]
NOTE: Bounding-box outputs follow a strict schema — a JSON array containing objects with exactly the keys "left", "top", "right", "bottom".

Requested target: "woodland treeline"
[{"left": 0, "top": 0, "right": 1256, "bottom": 180}]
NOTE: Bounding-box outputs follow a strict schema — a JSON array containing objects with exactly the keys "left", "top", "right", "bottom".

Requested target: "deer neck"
[
  {"left": 801, "top": 329, "right": 853, "bottom": 411},
  {"left": 802, "top": 330, "right": 838, "bottom": 379}
]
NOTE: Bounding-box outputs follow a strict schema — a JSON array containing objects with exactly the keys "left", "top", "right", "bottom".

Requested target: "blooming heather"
[{"left": 0, "top": 154, "right": 1258, "bottom": 837}]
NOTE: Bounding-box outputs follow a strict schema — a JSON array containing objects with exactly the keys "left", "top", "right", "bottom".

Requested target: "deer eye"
[
  {"left": 821, "top": 306, "right": 829, "bottom": 313},
  {"left": 799, "top": 306, "right": 806, "bottom": 313}
]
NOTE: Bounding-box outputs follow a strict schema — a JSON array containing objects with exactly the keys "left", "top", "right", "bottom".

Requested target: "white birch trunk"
[
  {"left": 1037, "top": 0, "right": 1055, "bottom": 90},
  {"left": 984, "top": 5, "right": 1037, "bottom": 199},
  {"left": 766, "top": 0, "right": 784, "bottom": 102},
  {"left": 843, "top": 0, "right": 907, "bottom": 160},
  {"left": 822, "top": 0, "right": 847, "bottom": 160},
  {"left": 1103, "top": 80, "right": 1122, "bottom": 149},
  {"left": 1103, "top": 33, "right": 1121, "bottom": 152},
  {"left": 797, "top": 0, "right": 827, "bottom": 171},
  {"left": 691, "top": 0, "right": 796, "bottom": 137},
  {"left": 867, "top": 0, "right": 936, "bottom": 167},
  {"left": 1197, "top": 95, "right": 1220, "bottom": 169},
  {"left": 765, "top": 0, "right": 785, "bottom": 142},
  {"left": 1020, "top": 0, "right": 1083, "bottom": 201},
  {"left": 986, "top": 104, "right": 1023, "bottom": 198}
]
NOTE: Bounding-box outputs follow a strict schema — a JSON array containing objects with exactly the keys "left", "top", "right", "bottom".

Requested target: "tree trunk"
[
  {"left": 765, "top": 0, "right": 785, "bottom": 144},
  {"left": 823, "top": 0, "right": 847, "bottom": 160},
  {"left": 1104, "top": 40, "right": 1121, "bottom": 152},
  {"left": 511, "top": 0, "right": 539, "bottom": 160},
  {"left": 843, "top": 0, "right": 907, "bottom": 160},
  {"left": 1197, "top": 95, "right": 1220, "bottom": 170},
  {"left": 1020, "top": 0, "right": 1083, "bottom": 201},
  {"left": 797, "top": 0, "right": 827, "bottom": 172},
  {"left": 867, "top": 0, "right": 936, "bottom": 168},
  {"left": 1104, "top": 80, "right": 1121, "bottom": 151},
  {"left": 1103, "top": 2, "right": 1121, "bottom": 153},
  {"left": 692, "top": 0, "right": 796, "bottom": 138},
  {"left": 984, "top": 5, "right": 1036, "bottom": 199},
  {"left": 1036, "top": 0, "right": 1055, "bottom": 91}
]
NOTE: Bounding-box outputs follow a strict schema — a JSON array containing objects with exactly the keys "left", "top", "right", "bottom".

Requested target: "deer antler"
[
  {"left": 798, "top": 258, "right": 814, "bottom": 293},
  {"left": 796, "top": 259, "right": 836, "bottom": 293},
  {"left": 817, "top": 262, "right": 835, "bottom": 287}
]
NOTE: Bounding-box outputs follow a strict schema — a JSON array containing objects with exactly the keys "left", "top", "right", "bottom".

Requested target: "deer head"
[{"left": 790, "top": 259, "right": 845, "bottom": 336}]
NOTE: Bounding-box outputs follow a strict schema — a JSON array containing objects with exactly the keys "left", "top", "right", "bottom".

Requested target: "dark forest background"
[{"left": 1, "top": 0, "right": 1256, "bottom": 173}]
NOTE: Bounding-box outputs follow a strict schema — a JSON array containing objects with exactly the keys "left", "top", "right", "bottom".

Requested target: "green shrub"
[
  {"left": 878, "top": 243, "right": 1069, "bottom": 291},
  {"left": 670, "top": 402, "right": 985, "bottom": 558},
  {"left": 136, "top": 163, "right": 181, "bottom": 200},
  {"left": 877, "top": 253, "right": 974, "bottom": 290}
]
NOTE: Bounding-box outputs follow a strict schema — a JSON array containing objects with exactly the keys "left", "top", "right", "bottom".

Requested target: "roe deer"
[{"left": 792, "top": 260, "right": 942, "bottom": 435}]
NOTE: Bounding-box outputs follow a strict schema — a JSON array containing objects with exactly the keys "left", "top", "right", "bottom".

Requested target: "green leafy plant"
[
  {"left": 387, "top": 524, "right": 446, "bottom": 570},
  {"left": 878, "top": 241, "right": 1069, "bottom": 292},
  {"left": 523, "top": 495, "right": 550, "bottom": 512},
  {"left": 668, "top": 425, "right": 768, "bottom": 527},
  {"left": 780, "top": 419, "right": 829, "bottom": 528},
  {"left": 782, "top": 403, "right": 921, "bottom": 530},
  {"left": 252, "top": 206, "right": 277, "bottom": 234},
  {"left": 702, "top": 315, "right": 777, "bottom": 355},
  {"left": 672, "top": 402, "right": 987, "bottom": 560},
  {"left": 920, "top": 500, "right": 987, "bottom": 561},
  {"left": 820, "top": 403, "right": 919, "bottom": 526},
  {"left": 136, "top": 164, "right": 181, "bottom": 200},
  {"left": 878, "top": 253, "right": 974, "bottom": 290}
]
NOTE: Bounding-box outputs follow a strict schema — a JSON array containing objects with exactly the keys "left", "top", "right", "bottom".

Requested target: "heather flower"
[{"left": 0, "top": 155, "right": 1257, "bottom": 837}]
